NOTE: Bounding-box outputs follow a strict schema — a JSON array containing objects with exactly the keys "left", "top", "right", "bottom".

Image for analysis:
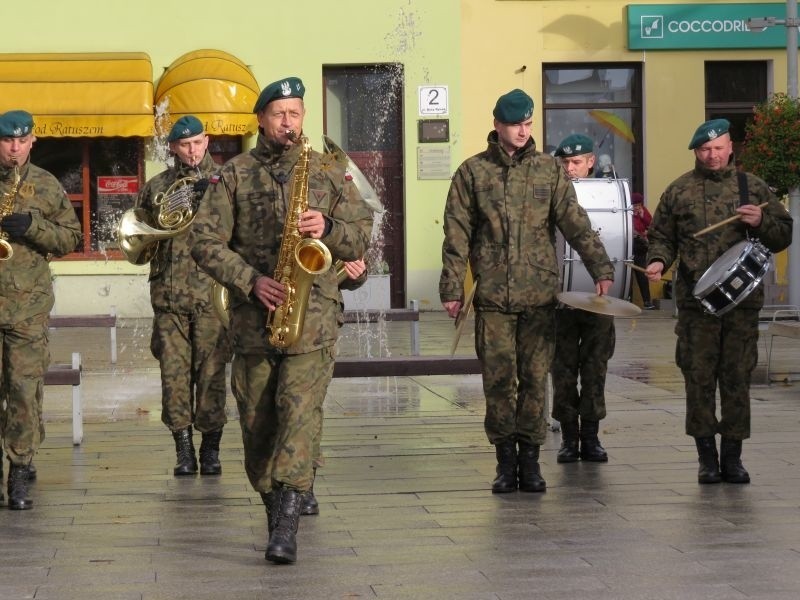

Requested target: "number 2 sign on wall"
[{"left": 419, "top": 86, "right": 449, "bottom": 116}]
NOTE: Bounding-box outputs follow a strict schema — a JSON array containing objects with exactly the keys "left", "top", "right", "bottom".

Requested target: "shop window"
[
  {"left": 542, "top": 63, "right": 643, "bottom": 191},
  {"left": 31, "top": 138, "right": 143, "bottom": 259},
  {"left": 705, "top": 61, "right": 768, "bottom": 156},
  {"left": 208, "top": 135, "right": 242, "bottom": 165}
]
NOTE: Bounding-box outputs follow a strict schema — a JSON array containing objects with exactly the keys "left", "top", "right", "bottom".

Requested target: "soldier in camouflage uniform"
[
  {"left": 551, "top": 134, "right": 615, "bottom": 464},
  {"left": 190, "top": 77, "right": 372, "bottom": 564},
  {"left": 0, "top": 110, "right": 82, "bottom": 509},
  {"left": 136, "top": 116, "right": 231, "bottom": 477},
  {"left": 646, "top": 118, "right": 792, "bottom": 485},
  {"left": 439, "top": 90, "right": 614, "bottom": 495}
]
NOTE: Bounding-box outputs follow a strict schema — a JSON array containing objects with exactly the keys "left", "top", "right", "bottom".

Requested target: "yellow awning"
[
  {"left": 155, "top": 49, "right": 259, "bottom": 137},
  {"left": 0, "top": 52, "right": 154, "bottom": 138}
]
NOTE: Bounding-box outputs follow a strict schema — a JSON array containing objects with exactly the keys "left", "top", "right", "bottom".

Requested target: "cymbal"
[{"left": 557, "top": 291, "right": 642, "bottom": 317}]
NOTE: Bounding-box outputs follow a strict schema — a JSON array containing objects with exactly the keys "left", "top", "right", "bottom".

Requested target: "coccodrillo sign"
[{"left": 627, "top": 3, "right": 795, "bottom": 49}]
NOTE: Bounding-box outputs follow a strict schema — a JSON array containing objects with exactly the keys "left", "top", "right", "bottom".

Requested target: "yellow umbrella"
[{"left": 589, "top": 109, "right": 635, "bottom": 144}]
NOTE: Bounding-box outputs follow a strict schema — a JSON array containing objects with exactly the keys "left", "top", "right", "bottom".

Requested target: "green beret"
[
  {"left": 493, "top": 89, "right": 533, "bottom": 124},
  {"left": 167, "top": 115, "right": 204, "bottom": 142},
  {"left": 253, "top": 77, "right": 306, "bottom": 113},
  {"left": 0, "top": 110, "right": 34, "bottom": 137},
  {"left": 688, "top": 118, "right": 730, "bottom": 150},
  {"left": 554, "top": 134, "right": 594, "bottom": 157}
]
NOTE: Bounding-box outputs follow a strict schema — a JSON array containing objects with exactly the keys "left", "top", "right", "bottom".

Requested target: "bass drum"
[{"left": 560, "top": 178, "right": 632, "bottom": 300}]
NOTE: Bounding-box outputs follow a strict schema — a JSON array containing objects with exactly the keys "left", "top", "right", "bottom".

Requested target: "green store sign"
[{"left": 628, "top": 3, "right": 796, "bottom": 49}]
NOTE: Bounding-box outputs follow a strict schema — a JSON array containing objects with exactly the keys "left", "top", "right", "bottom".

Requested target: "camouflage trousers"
[
  {"left": 230, "top": 347, "right": 335, "bottom": 493},
  {"left": 551, "top": 308, "right": 615, "bottom": 423},
  {"left": 310, "top": 385, "right": 326, "bottom": 470},
  {"left": 0, "top": 313, "right": 49, "bottom": 464},
  {"left": 675, "top": 307, "right": 759, "bottom": 440},
  {"left": 475, "top": 307, "right": 555, "bottom": 446},
  {"left": 150, "top": 311, "right": 231, "bottom": 433}
]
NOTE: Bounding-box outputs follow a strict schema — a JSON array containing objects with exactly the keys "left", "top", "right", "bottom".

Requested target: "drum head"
[
  {"left": 563, "top": 178, "right": 632, "bottom": 300},
  {"left": 694, "top": 240, "right": 750, "bottom": 296},
  {"left": 693, "top": 239, "right": 772, "bottom": 316}
]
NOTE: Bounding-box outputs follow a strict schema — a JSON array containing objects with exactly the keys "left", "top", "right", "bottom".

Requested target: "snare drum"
[
  {"left": 693, "top": 239, "right": 771, "bottom": 316},
  {"left": 561, "top": 178, "right": 632, "bottom": 300}
]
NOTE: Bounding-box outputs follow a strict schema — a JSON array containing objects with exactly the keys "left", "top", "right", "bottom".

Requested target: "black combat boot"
[
  {"left": 199, "top": 428, "right": 223, "bottom": 475},
  {"left": 720, "top": 438, "right": 750, "bottom": 484},
  {"left": 260, "top": 491, "right": 274, "bottom": 536},
  {"left": 27, "top": 461, "right": 37, "bottom": 481},
  {"left": 265, "top": 487, "right": 302, "bottom": 564},
  {"left": 491, "top": 441, "right": 518, "bottom": 493},
  {"left": 579, "top": 419, "right": 609, "bottom": 462},
  {"left": 172, "top": 426, "right": 198, "bottom": 476},
  {"left": 300, "top": 468, "right": 319, "bottom": 516},
  {"left": 517, "top": 442, "right": 547, "bottom": 493},
  {"left": 557, "top": 417, "right": 580, "bottom": 463},
  {"left": 7, "top": 462, "right": 33, "bottom": 510},
  {"left": 694, "top": 437, "right": 722, "bottom": 484}
]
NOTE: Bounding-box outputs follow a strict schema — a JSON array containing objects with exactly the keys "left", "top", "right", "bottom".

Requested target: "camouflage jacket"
[
  {"left": 190, "top": 134, "right": 373, "bottom": 355},
  {"left": 439, "top": 132, "right": 614, "bottom": 311},
  {"left": 136, "top": 152, "right": 220, "bottom": 314},
  {"left": 0, "top": 160, "right": 82, "bottom": 327},
  {"left": 648, "top": 161, "right": 793, "bottom": 310}
]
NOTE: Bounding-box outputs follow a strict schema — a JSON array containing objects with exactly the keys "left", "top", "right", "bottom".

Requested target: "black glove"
[
  {"left": 193, "top": 178, "right": 210, "bottom": 195},
  {"left": 1, "top": 212, "right": 33, "bottom": 240}
]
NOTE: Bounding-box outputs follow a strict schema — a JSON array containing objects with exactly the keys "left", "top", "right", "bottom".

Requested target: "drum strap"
[{"left": 737, "top": 172, "right": 750, "bottom": 206}]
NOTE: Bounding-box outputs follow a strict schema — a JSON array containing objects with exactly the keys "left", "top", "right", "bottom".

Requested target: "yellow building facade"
[{"left": 0, "top": 0, "right": 792, "bottom": 316}]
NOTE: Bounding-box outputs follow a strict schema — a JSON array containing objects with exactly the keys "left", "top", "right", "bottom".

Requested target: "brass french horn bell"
[{"left": 116, "top": 208, "right": 171, "bottom": 265}]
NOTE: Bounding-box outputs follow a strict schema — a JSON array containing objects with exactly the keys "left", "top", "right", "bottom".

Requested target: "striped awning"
[{"left": 0, "top": 52, "right": 154, "bottom": 138}]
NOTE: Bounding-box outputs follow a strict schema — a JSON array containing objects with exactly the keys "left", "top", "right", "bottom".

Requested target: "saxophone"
[
  {"left": 0, "top": 163, "right": 21, "bottom": 261},
  {"left": 266, "top": 133, "right": 333, "bottom": 348}
]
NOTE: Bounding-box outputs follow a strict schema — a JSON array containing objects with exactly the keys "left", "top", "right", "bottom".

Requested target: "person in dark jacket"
[
  {"left": 0, "top": 110, "right": 82, "bottom": 509},
  {"left": 135, "top": 116, "right": 231, "bottom": 478},
  {"left": 191, "top": 77, "right": 373, "bottom": 564},
  {"left": 440, "top": 90, "right": 614, "bottom": 495},
  {"left": 551, "top": 134, "right": 615, "bottom": 464},
  {"left": 630, "top": 192, "right": 655, "bottom": 309},
  {"left": 646, "top": 118, "right": 793, "bottom": 485}
]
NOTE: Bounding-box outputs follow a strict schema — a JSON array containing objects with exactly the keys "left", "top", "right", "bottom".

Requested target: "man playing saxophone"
[
  {"left": 0, "top": 110, "right": 81, "bottom": 509},
  {"left": 190, "top": 77, "right": 373, "bottom": 564},
  {"left": 135, "top": 116, "right": 231, "bottom": 478}
]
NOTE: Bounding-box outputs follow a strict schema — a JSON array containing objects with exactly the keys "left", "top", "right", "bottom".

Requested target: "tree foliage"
[{"left": 740, "top": 93, "right": 800, "bottom": 196}]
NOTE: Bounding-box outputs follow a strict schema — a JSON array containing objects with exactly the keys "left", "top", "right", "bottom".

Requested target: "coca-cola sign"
[{"left": 98, "top": 176, "right": 139, "bottom": 195}]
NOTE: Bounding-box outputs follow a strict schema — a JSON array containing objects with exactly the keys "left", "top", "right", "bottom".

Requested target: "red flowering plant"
[{"left": 740, "top": 93, "right": 800, "bottom": 197}]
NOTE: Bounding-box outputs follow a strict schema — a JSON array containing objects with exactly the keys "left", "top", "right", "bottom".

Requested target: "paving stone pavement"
[{"left": 2, "top": 310, "right": 800, "bottom": 599}]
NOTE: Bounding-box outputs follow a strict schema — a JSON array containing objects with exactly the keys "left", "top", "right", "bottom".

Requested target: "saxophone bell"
[{"left": 0, "top": 239, "right": 12, "bottom": 261}]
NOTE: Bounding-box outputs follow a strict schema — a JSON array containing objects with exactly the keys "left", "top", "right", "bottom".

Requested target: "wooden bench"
[
  {"left": 43, "top": 352, "right": 83, "bottom": 446},
  {"left": 342, "top": 300, "right": 420, "bottom": 355},
  {"left": 49, "top": 307, "right": 117, "bottom": 364}
]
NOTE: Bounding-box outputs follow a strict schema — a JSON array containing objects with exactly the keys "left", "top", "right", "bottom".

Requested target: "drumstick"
[
  {"left": 623, "top": 261, "right": 648, "bottom": 274},
  {"left": 693, "top": 202, "right": 769, "bottom": 238}
]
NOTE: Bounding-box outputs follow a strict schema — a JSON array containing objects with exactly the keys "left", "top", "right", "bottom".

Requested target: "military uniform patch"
[{"left": 19, "top": 182, "right": 35, "bottom": 199}]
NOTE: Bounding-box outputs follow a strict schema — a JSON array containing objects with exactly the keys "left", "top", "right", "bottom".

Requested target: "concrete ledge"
[{"left": 333, "top": 355, "right": 481, "bottom": 378}]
